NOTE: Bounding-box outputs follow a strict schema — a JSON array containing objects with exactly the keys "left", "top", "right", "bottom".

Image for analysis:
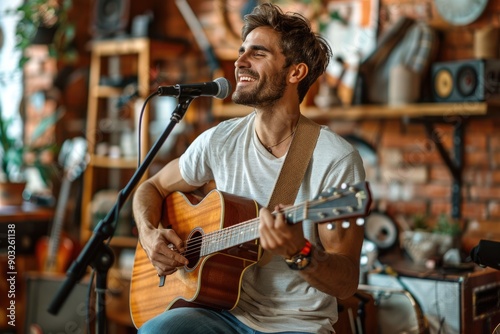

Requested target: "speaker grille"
[
  {"left": 473, "top": 282, "right": 500, "bottom": 320},
  {"left": 92, "top": 0, "right": 130, "bottom": 38}
]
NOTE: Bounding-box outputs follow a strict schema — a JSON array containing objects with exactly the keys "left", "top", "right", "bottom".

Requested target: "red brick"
[
  {"left": 385, "top": 200, "right": 428, "bottom": 217},
  {"left": 381, "top": 120, "right": 403, "bottom": 133},
  {"left": 414, "top": 183, "right": 452, "bottom": 200},
  {"left": 399, "top": 122, "right": 427, "bottom": 135},
  {"left": 463, "top": 168, "right": 493, "bottom": 186},
  {"left": 464, "top": 133, "right": 487, "bottom": 151},
  {"left": 492, "top": 170, "right": 500, "bottom": 184},
  {"left": 469, "top": 186, "right": 500, "bottom": 200},
  {"left": 381, "top": 132, "right": 426, "bottom": 149},
  {"left": 402, "top": 150, "right": 445, "bottom": 165},
  {"left": 464, "top": 151, "right": 492, "bottom": 167},
  {"left": 443, "top": 28, "right": 474, "bottom": 47},
  {"left": 359, "top": 121, "right": 383, "bottom": 134},
  {"left": 430, "top": 201, "right": 451, "bottom": 216},
  {"left": 467, "top": 120, "right": 495, "bottom": 133},
  {"left": 440, "top": 47, "right": 460, "bottom": 62},
  {"left": 380, "top": 166, "right": 428, "bottom": 184},
  {"left": 490, "top": 134, "right": 500, "bottom": 151},
  {"left": 493, "top": 152, "right": 500, "bottom": 168},
  {"left": 462, "top": 202, "right": 488, "bottom": 221},
  {"left": 429, "top": 165, "right": 453, "bottom": 182}
]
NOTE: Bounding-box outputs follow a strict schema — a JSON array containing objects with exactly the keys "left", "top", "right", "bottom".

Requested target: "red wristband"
[{"left": 297, "top": 239, "right": 312, "bottom": 257}]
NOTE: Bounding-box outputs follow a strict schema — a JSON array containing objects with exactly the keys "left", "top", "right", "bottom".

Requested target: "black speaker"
[
  {"left": 92, "top": 0, "right": 130, "bottom": 39},
  {"left": 431, "top": 59, "right": 500, "bottom": 102},
  {"left": 24, "top": 274, "right": 90, "bottom": 333}
]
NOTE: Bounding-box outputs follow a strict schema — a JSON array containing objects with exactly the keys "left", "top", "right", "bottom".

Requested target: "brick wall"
[
  {"left": 344, "top": 0, "right": 500, "bottom": 230},
  {"left": 346, "top": 116, "right": 500, "bottom": 226}
]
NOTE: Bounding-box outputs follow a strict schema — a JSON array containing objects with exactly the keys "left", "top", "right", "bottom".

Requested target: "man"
[{"left": 133, "top": 3, "right": 366, "bottom": 333}]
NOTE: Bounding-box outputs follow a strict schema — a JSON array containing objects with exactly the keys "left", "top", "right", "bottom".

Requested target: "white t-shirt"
[{"left": 179, "top": 112, "right": 365, "bottom": 333}]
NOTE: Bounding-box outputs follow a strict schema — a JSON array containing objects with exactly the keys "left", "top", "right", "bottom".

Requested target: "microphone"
[
  {"left": 157, "top": 77, "right": 231, "bottom": 99},
  {"left": 468, "top": 239, "right": 500, "bottom": 270}
]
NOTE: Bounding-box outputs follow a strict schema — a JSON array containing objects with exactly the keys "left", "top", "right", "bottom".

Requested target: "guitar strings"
[
  {"left": 161, "top": 188, "right": 365, "bottom": 260},
  {"left": 173, "top": 204, "right": 348, "bottom": 259},
  {"left": 173, "top": 204, "right": 305, "bottom": 259},
  {"left": 174, "top": 193, "right": 355, "bottom": 259}
]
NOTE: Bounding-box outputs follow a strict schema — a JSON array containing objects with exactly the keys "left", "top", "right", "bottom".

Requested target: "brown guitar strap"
[
  {"left": 259, "top": 115, "right": 321, "bottom": 266},
  {"left": 267, "top": 114, "right": 321, "bottom": 209}
]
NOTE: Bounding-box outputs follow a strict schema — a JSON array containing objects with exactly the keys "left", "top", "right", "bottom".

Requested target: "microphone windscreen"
[{"left": 214, "top": 77, "right": 232, "bottom": 99}]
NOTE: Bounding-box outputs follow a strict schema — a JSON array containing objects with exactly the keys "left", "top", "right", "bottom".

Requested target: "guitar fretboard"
[{"left": 197, "top": 186, "right": 368, "bottom": 256}]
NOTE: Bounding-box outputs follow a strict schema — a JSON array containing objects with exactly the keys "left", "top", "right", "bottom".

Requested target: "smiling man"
[{"left": 132, "top": 3, "right": 366, "bottom": 334}]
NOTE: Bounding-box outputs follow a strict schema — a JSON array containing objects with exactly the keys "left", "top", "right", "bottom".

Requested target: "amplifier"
[
  {"left": 25, "top": 273, "right": 90, "bottom": 333},
  {"left": 368, "top": 267, "right": 500, "bottom": 334},
  {"left": 431, "top": 59, "right": 500, "bottom": 102}
]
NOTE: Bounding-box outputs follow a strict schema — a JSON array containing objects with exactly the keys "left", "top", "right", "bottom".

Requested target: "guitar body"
[
  {"left": 130, "top": 190, "right": 261, "bottom": 329},
  {"left": 35, "top": 235, "right": 74, "bottom": 273}
]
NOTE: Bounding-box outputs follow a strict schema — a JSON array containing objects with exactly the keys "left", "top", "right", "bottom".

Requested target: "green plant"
[
  {"left": 411, "top": 213, "right": 461, "bottom": 236},
  {"left": 0, "top": 103, "right": 59, "bottom": 184},
  {"left": 412, "top": 214, "right": 430, "bottom": 231},
  {"left": 433, "top": 213, "right": 461, "bottom": 237},
  {"left": 0, "top": 112, "right": 24, "bottom": 182},
  {"left": 0, "top": 0, "right": 74, "bottom": 185},
  {"left": 8, "top": 0, "right": 76, "bottom": 68}
]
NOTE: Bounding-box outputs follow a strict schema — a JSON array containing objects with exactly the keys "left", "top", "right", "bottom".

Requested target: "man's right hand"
[{"left": 140, "top": 227, "right": 189, "bottom": 276}]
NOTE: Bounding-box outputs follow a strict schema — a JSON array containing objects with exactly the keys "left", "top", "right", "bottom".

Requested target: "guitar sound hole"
[{"left": 185, "top": 230, "right": 202, "bottom": 270}]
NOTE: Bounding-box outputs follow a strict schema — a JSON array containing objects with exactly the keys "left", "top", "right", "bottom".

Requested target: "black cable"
[{"left": 137, "top": 92, "right": 160, "bottom": 167}]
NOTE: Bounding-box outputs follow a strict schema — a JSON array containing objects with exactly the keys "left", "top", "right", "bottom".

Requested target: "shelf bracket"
[{"left": 421, "top": 118, "right": 464, "bottom": 219}]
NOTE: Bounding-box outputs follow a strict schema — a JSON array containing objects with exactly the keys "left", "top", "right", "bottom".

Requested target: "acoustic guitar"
[
  {"left": 130, "top": 182, "right": 372, "bottom": 328},
  {"left": 36, "top": 137, "right": 88, "bottom": 273}
]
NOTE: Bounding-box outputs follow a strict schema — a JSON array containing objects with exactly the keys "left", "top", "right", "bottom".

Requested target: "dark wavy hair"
[{"left": 241, "top": 3, "right": 332, "bottom": 103}]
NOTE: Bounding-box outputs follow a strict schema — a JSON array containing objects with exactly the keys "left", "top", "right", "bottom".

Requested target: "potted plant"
[
  {"left": 9, "top": 0, "right": 76, "bottom": 68},
  {"left": 0, "top": 102, "right": 59, "bottom": 206},
  {"left": 401, "top": 214, "right": 462, "bottom": 265},
  {"left": 0, "top": 0, "right": 75, "bottom": 206}
]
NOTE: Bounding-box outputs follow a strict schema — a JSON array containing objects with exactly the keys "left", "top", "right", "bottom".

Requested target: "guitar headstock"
[
  {"left": 286, "top": 182, "right": 372, "bottom": 228},
  {"left": 59, "top": 137, "right": 89, "bottom": 181}
]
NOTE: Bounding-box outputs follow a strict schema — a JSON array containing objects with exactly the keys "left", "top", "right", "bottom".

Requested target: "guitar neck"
[
  {"left": 200, "top": 218, "right": 259, "bottom": 256},
  {"left": 199, "top": 186, "right": 367, "bottom": 256},
  {"left": 47, "top": 176, "right": 72, "bottom": 260}
]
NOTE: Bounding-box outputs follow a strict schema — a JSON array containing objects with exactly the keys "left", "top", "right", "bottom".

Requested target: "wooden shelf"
[
  {"left": 81, "top": 37, "right": 183, "bottom": 247},
  {"left": 93, "top": 86, "right": 123, "bottom": 98},
  {"left": 90, "top": 155, "right": 138, "bottom": 169},
  {"left": 89, "top": 37, "right": 186, "bottom": 57},
  {"left": 212, "top": 101, "right": 499, "bottom": 120}
]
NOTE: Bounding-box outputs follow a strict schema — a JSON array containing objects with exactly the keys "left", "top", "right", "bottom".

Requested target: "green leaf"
[{"left": 30, "top": 108, "right": 63, "bottom": 142}]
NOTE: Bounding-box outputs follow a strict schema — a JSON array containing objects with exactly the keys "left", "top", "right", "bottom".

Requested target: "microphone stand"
[{"left": 48, "top": 95, "right": 195, "bottom": 333}]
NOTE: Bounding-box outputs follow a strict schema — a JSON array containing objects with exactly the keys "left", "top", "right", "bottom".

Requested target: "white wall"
[{"left": 0, "top": 0, "right": 24, "bottom": 140}]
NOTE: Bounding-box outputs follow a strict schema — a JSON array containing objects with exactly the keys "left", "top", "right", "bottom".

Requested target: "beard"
[{"left": 232, "top": 70, "right": 288, "bottom": 108}]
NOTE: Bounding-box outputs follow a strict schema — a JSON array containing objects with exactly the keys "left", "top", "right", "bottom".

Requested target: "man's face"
[{"left": 232, "top": 26, "right": 289, "bottom": 108}]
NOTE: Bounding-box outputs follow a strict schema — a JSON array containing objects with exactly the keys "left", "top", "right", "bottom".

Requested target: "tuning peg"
[
  {"left": 356, "top": 218, "right": 365, "bottom": 226},
  {"left": 318, "top": 189, "right": 333, "bottom": 199},
  {"left": 327, "top": 223, "right": 335, "bottom": 230},
  {"left": 341, "top": 221, "right": 350, "bottom": 229}
]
